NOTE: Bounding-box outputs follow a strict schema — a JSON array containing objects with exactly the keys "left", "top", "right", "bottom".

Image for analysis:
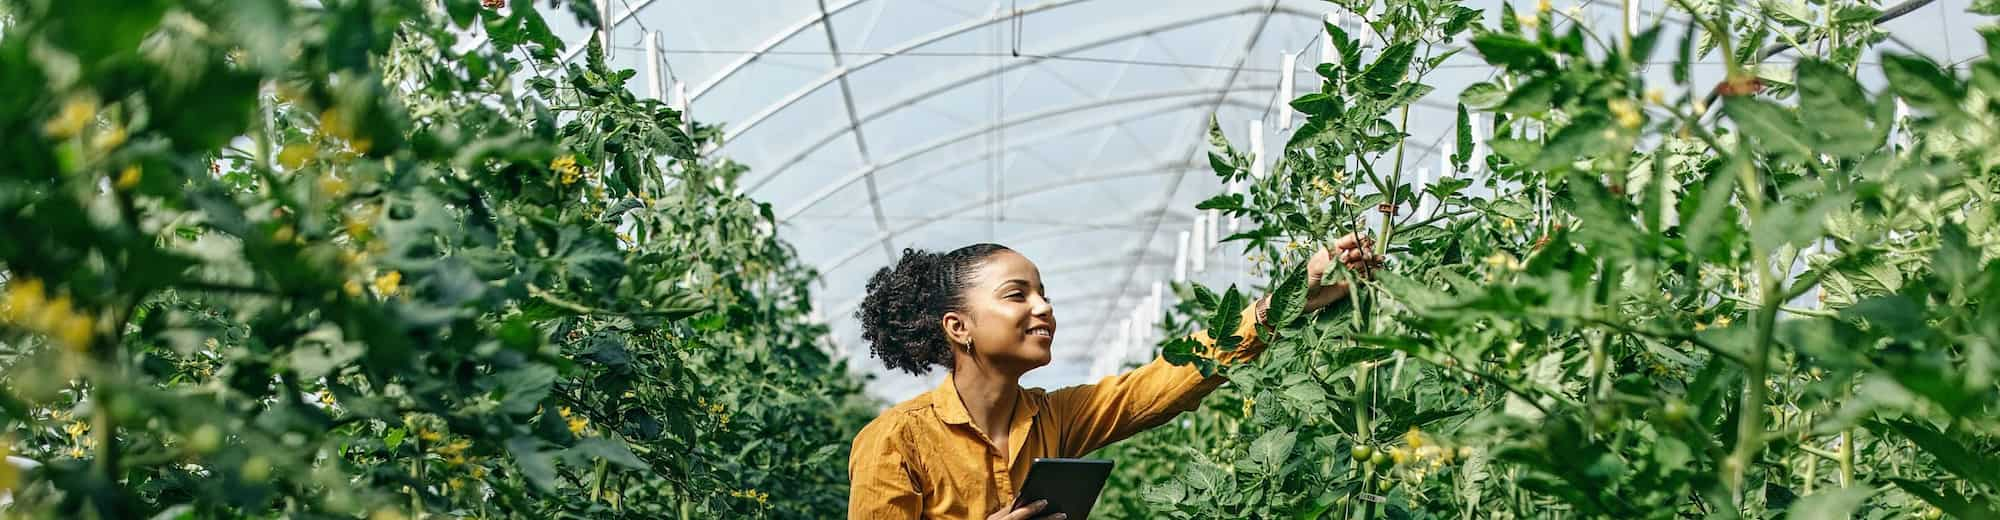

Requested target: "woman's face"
[{"left": 947, "top": 250, "right": 1056, "bottom": 375}]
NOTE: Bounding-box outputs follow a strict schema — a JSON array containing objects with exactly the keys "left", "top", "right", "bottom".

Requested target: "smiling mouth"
[{"left": 1027, "top": 326, "right": 1054, "bottom": 339}]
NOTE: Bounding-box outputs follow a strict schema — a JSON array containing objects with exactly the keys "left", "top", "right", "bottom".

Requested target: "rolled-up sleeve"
[
  {"left": 849, "top": 418, "right": 923, "bottom": 519},
  {"left": 1044, "top": 304, "right": 1265, "bottom": 456}
]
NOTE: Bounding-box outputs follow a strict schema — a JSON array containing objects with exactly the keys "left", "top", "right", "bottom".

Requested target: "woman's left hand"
[{"left": 1303, "top": 233, "right": 1381, "bottom": 311}]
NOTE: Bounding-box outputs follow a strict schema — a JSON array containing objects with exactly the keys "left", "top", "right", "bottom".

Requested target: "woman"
[{"left": 848, "top": 235, "right": 1378, "bottom": 519}]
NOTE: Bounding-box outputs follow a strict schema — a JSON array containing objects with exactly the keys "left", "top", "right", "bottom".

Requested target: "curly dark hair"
[{"left": 857, "top": 244, "right": 1013, "bottom": 375}]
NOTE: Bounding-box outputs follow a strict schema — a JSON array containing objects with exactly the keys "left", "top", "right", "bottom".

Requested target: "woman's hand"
[
  {"left": 987, "top": 500, "right": 1067, "bottom": 520},
  {"left": 1303, "top": 233, "right": 1381, "bottom": 311}
]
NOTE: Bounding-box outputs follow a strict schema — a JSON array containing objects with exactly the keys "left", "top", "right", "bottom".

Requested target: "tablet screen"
[{"left": 1013, "top": 458, "right": 1115, "bottom": 519}]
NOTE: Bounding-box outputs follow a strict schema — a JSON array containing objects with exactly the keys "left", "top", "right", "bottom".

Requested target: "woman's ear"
[{"left": 940, "top": 311, "right": 972, "bottom": 351}]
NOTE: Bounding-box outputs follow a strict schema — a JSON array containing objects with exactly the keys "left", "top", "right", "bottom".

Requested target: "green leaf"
[
  {"left": 1795, "top": 59, "right": 1882, "bottom": 156},
  {"left": 1361, "top": 42, "right": 1418, "bottom": 94},
  {"left": 1291, "top": 92, "right": 1338, "bottom": 116},
  {"left": 1785, "top": 487, "right": 1874, "bottom": 520},
  {"left": 496, "top": 365, "right": 558, "bottom": 415},
  {"left": 1972, "top": 0, "right": 2000, "bottom": 15},
  {"left": 1722, "top": 97, "right": 1812, "bottom": 158},
  {"left": 1241, "top": 427, "right": 1297, "bottom": 475},
  {"left": 1206, "top": 285, "right": 1247, "bottom": 343},
  {"left": 1881, "top": 54, "right": 1965, "bottom": 115},
  {"left": 1197, "top": 193, "right": 1247, "bottom": 212},
  {"left": 567, "top": 438, "right": 650, "bottom": 471},
  {"left": 1454, "top": 104, "right": 1474, "bottom": 170},
  {"left": 1162, "top": 337, "right": 1201, "bottom": 366},
  {"left": 1471, "top": 33, "right": 1552, "bottom": 72},
  {"left": 1533, "top": 114, "right": 1613, "bottom": 171},
  {"left": 1460, "top": 82, "right": 1506, "bottom": 109},
  {"left": 1489, "top": 138, "right": 1542, "bottom": 165},
  {"left": 1208, "top": 152, "right": 1238, "bottom": 178},
  {"left": 1890, "top": 478, "right": 2000, "bottom": 518},
  {"left": 1883, "top": 419, "right": 2000, "bottom": 489},
  {"left": 1268, "top": 263, "right": 1310, "bottom": 327},
  {"left": 1443, "top": 6, "right": 1483, "bottom": 37},
  {"left": 1496, "top": 76, "right": 1557, "bottom": 115},
  {"left": 508, "top": 436, "right": 559, "bottom": 493}
]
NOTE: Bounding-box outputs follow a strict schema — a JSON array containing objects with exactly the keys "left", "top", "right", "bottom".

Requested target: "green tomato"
[
  {"left": 1351, "top": 445, "right": 1374, "bottom": 462},
  {"left": 1919, "top": 508, "right": 1943, "bottom": 520},
  {"left": 1662, "top": 400, "right": 1691, "bottom": 423},
  {"left": 1376, "top": 478, "right": 1395, "bottom": 492},
  {"left": 1370, "top": 451, "right": 1390, "bottom": 469}
]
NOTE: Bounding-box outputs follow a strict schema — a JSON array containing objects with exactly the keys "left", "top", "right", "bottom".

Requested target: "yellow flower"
[
  {"left": 0, "top": 435, "right": 17, "bottom": 492},
  {"left": 44, "top": 95, "right": 98, "bottom": 138},
  {"left": 67, "top": 446, "right": 87, "bottom": 459},
  {"left": 447, "top": 478, "right": 465, "bottom": 492},
  {"left": 1483, "top": 251, "right": 1521, "bottom": 271},
  {"left": 469, "top": 465, "right": 488, "bottom": 479},
  {"left": 66, "top": 420, "right": 89, "bottom": 438},
  {"left": 343, "top": 279, "right": 365, "bottom": 297},
  {"left": 436, "top": 438, "right": 471, "bottom": 457},
  {"left": 1608, "top": 99, "right": 1642, "bottom": 129},
  {"left": 567, "top": 415, "right": 589, "bottom": 436},
  {"left": 1405, "top": 427, "right": 1424, "bottom": 449},
  {"left": 92, "top": 124, "right": 128, "bottom": 152},
  {"left": 1713, "top": 316, "right": 1732, "bottom": 327},
  {"left": 417, "top": 427, "right": 443, "bottom": 443},
  {"left": 1535, "top": 0, "right": 1551, "bottom": 13},
  {"left": 1517, "top": 12, "right": 1540, "bottom": 29},
  {"left": 552, "top": 155, "right": 582, "bottom": 185},
  {"left": 55, "top": 314, "right": 94, "bottom": 352},
  {"left": 316, "top": 389, "right": 336, "bottom": 406},
  {"left": 1645, "top": 88, "right": 1666, "bottom": 105},
  {"left": 278, "top": 144, "right": 315, "bottom": 169},
  {"left": 115, "top": 165, "right": 142, "bottom": 190},
  {"left": 320, "top": 109, "right": 354, "bottom": 140},
  {"left": 1694, "top": 322, "right": 1709, "bottom": 331},
  {"left": 318, "top": 174, "right": 350, "bottom": 198},
  {"left": 1501, "top": 217, "right": 1518, "bottom": 233},
  {"left": 373, "top": 271, "right": 402, "bottom": 297}
]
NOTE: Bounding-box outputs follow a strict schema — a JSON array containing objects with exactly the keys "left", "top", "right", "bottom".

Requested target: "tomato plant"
[
  {"left": 0, "top": 0, "right": 867, "bottom": 518},
  {"left": 1104, "top": 0, "right": 2000, "bottom": 518}
]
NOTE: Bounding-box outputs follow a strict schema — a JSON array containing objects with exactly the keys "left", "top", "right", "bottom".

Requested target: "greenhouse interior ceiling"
[{"left": 519, "top": 0, "right": 1993, "bottom": 403}]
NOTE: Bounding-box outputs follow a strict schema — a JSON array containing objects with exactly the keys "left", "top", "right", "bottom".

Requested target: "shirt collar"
[{"left": 929, "top": 370, "right": 1039, "bottom": 427}]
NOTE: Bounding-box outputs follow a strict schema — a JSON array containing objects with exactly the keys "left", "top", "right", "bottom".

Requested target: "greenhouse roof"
[{"left": 530, "top": 0, "right": 1988, "bottom": 404}]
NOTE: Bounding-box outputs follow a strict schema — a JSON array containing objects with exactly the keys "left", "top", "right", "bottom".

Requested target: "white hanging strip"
[
  {"left": 1892, "top": 99, "right": 1911, "bottom": 148},
  {"left": 1278, "top": 52, "right": 1296, "bottom": 130},
  {"left": 1191, "top": 215, "right": 1207, "bottom": 273},
  {"left": 1227, "top": 180, "right": 1244, "bottom": 233},
  {"left": 1469, "top": 113, "right": 1486, "bottom": 173},
  {"left": 674, "top": 81, "right": 692, "bottom": 131},
  {"left": 1413, "top": 167, "right": 1432, "bottom": 217},
  {"left": 1625, "top": 0, "right": 1640, "bottom": 37},
  {"left": 645, "top": 32, "right": 665, "bottom": 101},
  {"left": 597, "top": 0, "right": 614, "bottom": 59},
  {"left": 1149, "top": 281, "right": 1164, "bottom": 325},
  {"left": 1248, "top": 120, "right": 1266, "bottom": 179},
  {"left": 1207, "top": 209, "right": 1221, "bottom": 251},
  {"left": 1322, "top": 13, "right": 1340, "bottom": 66},
  {"left": 1175, "top": 231, "right": 1192, "bottom": 282}
]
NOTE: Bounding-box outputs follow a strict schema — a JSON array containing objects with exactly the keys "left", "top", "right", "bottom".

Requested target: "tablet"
[{"left": 1013, "top": 458, "right": 1115, "bottom": 519}]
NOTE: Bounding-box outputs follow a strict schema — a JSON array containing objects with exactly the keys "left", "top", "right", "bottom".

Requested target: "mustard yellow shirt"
[{"left": 847, "top": 306, "right": 1265, "bottom": 519}]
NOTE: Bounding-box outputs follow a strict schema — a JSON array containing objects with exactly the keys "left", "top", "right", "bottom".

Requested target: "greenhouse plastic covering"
[{"left": 521, "top": 0, "right": 1989, "bottom": 403}]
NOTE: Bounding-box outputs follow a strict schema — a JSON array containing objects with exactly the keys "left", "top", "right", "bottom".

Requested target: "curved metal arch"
[
  {"left": 734, "top": 3, "right": 1326, "bottom": 189},
  {"left": 794, "top": 92, "right": 1270, "bottom": 222},
  {"left": 818, "top": 160, "right": 1210, "bottom": 275},
  {"left": 822, "top": 202, "right": 1191, "bottom": 320},
  {"left": 773, "top": 86, "right": 1275, "bottom": 223},
  {"left": 1084, "top": 0, "right": 1280, "bottom": 349}
]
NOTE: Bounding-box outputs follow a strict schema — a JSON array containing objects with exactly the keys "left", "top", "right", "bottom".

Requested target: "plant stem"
[{"left": 1838, "top": 428, "right": 1854, "bottom": 487}]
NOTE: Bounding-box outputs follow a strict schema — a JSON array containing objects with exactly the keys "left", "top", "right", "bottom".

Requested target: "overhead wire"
[{"left": 608, "top": 46, "right": 1285, "bottom": 72}]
